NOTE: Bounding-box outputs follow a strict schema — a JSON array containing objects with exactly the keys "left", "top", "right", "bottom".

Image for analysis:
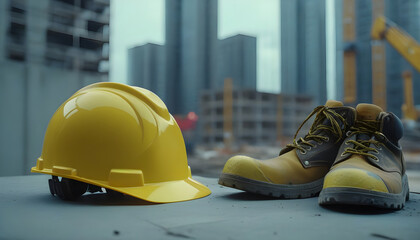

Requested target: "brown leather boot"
[
  {"left": 319, "top": 104, "right": 409, "bottom": 209},
  {"left": 218, "top": 100, "right": 355, "bottom": 198}
]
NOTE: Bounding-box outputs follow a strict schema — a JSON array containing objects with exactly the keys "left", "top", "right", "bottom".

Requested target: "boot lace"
[
  {"left": 342, "top": 120, "right": 383, "bottom": 161},
  {"left": 287, "top": 105, "right": 348, "bottom": 154}
]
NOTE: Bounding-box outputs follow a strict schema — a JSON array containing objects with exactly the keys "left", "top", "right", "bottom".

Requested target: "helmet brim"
[{"left": 31, "top": 167, "right": 211, "bottom": 203}]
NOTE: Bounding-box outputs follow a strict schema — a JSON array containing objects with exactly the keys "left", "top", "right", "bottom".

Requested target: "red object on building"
[{"left": 174, "top": 112, "right": 198, "bottom": 131}]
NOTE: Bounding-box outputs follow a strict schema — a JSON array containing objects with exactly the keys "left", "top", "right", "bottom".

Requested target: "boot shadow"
[
  {"left": 222, "top": 191, "right": 299, "bottom": 201},
  {"left": 319, "top": 204, "right": 398, "bottom": 215}
]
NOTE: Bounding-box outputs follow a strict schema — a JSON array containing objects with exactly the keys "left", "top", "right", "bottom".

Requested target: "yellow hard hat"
[{"left": 31, "top": 82, "right": 211, "bottom": 203}]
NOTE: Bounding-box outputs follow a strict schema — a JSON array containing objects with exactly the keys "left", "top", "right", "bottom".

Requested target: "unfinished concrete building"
[
  {"left": 0, "top": 0, "right": 110, "bottom": 176},
  {"left": 2, "top": 0, "right": 110, "bottom": 72},
  {"left": 200, "top": 88, "right": 314, "bottom": 146}
]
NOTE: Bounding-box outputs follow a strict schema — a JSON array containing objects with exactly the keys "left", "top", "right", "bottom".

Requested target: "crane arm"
[{"left": 371, "top": 16, "right": 420, "bottom": 73}]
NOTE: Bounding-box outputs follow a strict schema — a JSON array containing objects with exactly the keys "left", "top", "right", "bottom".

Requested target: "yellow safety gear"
[{"left": 31, "top": 82, "right": 211, "bottom": 203}]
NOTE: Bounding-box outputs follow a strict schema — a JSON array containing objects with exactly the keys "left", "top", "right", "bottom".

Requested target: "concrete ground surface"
[{"left": 0, "top": 175, "right": 419, "bottom": 240}]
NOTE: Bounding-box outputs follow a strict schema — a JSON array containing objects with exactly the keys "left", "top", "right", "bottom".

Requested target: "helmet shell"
[{"left": 32, "top": 82, "right": 211, "bottom": 203}]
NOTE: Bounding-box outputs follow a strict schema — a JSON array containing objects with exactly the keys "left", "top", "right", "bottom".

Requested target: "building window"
[
  {"left": 87, "top": 20, "right": 106, "bottom": 33},
  {"left": 7, "top": 22, "right": 26, "bottom": 62},
  {"left": 52, "top": 0, "right": 75, "bottom": 6},
  {"left": 79, "top": 37, "right": 102, "bottom": 50},
  {"left": 243, "top": 121, "right": 255, "bottom": 128},
  {"left": 46, "top": 30, "right": 73, "bottom": 47}
]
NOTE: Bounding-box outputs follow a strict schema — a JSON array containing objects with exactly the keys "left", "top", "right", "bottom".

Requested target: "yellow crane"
[{"left": 371, "top": 16, "right": 420, "bottom": 120}]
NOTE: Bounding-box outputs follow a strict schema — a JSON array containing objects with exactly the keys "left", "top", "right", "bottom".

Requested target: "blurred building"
[
  {"left": 200, "top": 89, "right": 313, "bottom": 145},
  {"left": 127, "top": 43, "right": 166, "bottom": 100},
  {"left": 0, "top": 0, "right": 110, "bottom": 176},
  {"left": 385, "top": 0, "right": 420, "bottom": 116},
  {"left": 216, "top": 34, "right": 257, "bottom": 90},
  {"left": 336, "top": 0, "right": 420, "bottom": 116},
  {"left": 280, "top": 0, "right": 327, "bottom": 106},
  {"left": 165, "top": 0, "right": 218, "bottom": 114}
]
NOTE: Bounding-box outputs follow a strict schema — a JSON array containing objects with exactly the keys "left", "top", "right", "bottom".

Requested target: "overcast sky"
[
  {"left": 110, "top": 0, "right": 335, "bottom": 97},
  {"left": 110, "top": 0, "right": 165, "bottom": 82}
]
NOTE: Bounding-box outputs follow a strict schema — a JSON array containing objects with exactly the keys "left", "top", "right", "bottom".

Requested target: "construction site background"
[{"left": 1, "top": 0, "right": 420, "bottom": 179}]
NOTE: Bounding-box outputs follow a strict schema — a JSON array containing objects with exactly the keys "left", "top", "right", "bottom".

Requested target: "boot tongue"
[
  {"left": 311, "top": 100, "right": 345, "bottom": 136},
  {"left": 355, "top": 104, "right": 383, "bottom": 141},
  {"left": 356, "top": 104, "right": 383, "bottom": 120},
  {"left": 325, "top": 100, "right": 343, "bottom": 108},
  {"left": 319, "top": 100, "right": 344, "bottom": 126}
]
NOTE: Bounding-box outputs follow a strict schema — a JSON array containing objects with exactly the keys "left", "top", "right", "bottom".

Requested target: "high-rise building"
[
  {"left": 128, "top": 43, "right": 166, "bottom": 100},
  {"left": 216, "top": 34, "right": 257, "bottom": 90},
  {"left": 165, "top": 0, "right": 218, "bottom": 114},
  {"left": 355, "top": 0, "right": 373, "bottom": 105},
  {"left": 384, "top": 0, "right": 420, "bottom": 116},
  {"left": 0, "top": 0, "right": 110, "bottom": 176},
  {"left": 334, "top": 0, "right": 345, "bottom": 103},
  {"left": 280, "top": 0, "right": 327, "bottom": 106},
  {"left": 336, "top": 0, "right": 420, "bottom": 116}
]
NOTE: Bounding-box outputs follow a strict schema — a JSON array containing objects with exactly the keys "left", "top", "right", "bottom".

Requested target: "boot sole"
[
  {"left": 218, "top": 173, "right": 324, "bottom": 199},
  {"left": 318, "top": 174, "right": 409, "bottom": 209}
]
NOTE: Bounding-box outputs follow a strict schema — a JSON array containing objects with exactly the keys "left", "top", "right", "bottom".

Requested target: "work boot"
[
  {"left": 319, "top": 104, "right": 409, "bottom": 209},
  {"left": 218, "top": 100, "right": 355, "bottom": 198}
]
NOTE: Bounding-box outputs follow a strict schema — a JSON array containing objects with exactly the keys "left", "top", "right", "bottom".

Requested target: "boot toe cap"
[
  {"left": 222, "top": 155, "right": 269, "bottom": 182},
  {"left": 323, "top": 168, "right": 389, "bottom": 193}
]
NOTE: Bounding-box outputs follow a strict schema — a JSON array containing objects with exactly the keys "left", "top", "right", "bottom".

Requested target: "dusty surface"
[{"left": 0, "top": 175, "right": 419, "bottom": 240}]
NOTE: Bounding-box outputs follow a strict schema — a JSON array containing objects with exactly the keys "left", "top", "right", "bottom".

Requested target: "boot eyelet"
[
  {"left": 345, "top": 141, "right": 350, "bottom": 145},
  {"left": 373, "top": 143, "right": 383, "bottom": 151},
  {"left": 346, "top": 131, "right": 351, "bottom": 137},
  {"left": 306, "top": 147, "right": 312, "bottom": 151},
  {"left": 340, "top": 152, "right": 347, "bottom": 157},
  {"left": 324, "top": 137, "right": 330, "bottom": 142},
  {"left": 369, "top": 156, "right": 379, "bottom": 162},
  {"left": 376, "top": 132, "right": 386, "bottom": 140},
  {"left": 304, "top": 160, "right": 309, "bottom": 166},
  {"left": 300, "top": 149, "right": 307, "bottom": 155}
]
